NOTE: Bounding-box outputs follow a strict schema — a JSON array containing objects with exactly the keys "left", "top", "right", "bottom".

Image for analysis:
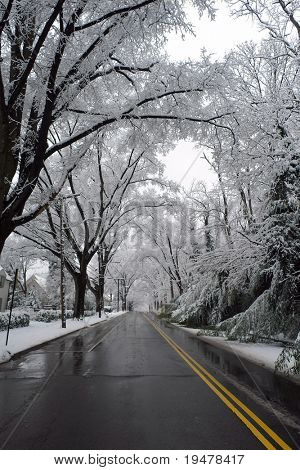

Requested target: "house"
[
  {"left": 27, "top": 274, "right": 49, "bottom": 307},
  {"left": 0, "top": 266, "right": 12, "bottom": 312}
]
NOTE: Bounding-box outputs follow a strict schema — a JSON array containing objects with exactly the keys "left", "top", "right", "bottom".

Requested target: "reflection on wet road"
[
  {"left": 0, "top": 312, "right": 299, "bottom": 450},
  {"left": 156, "top": 318, "right": 300, "bottom": 422}
]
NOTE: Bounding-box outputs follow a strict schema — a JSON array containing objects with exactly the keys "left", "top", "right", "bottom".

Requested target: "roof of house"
[
  {"left": 27, "top": 274, "right": 47, "bottom": 291},
  {"left": 0, "top": 265, "right": 13, "bottom": 282}
]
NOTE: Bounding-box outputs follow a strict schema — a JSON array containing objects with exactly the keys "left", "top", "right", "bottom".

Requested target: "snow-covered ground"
[
  {"left": 178, "top": 326, "right": 284, "bottom": 371},
  {"left": 0, "top": 311, "right": 125, "bottom": 364}
]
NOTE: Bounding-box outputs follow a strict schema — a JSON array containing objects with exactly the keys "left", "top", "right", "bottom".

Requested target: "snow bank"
[
  {"left": 178, "top": 325, "right": 284, "bottom": 371},
  {"left": 0, "top": 311, "right": 125, "bottom": 364}
]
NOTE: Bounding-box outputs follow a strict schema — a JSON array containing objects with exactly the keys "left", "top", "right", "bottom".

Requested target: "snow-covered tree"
[
  {"left": 0, "top": 0, "right": 223, "bottom": 255},
  {"left": 172, "top": 17, "right": 300, "bottom": 335},
  {"left": 18, "top": 127, "right": 171, "bottom": 317}
]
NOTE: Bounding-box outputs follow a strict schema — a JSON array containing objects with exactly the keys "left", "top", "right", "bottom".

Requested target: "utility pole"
[
  {"left": 98, "top": 246, "right": 101, "bottom": 317},
  {"left": 6, "top": 269, "right": 18, "bottom": 346},
  {"left": 120, "top": 279, "right": 125, "bottom": 311},
  {"left": 117, "top": 278, "right": 120, "bottom": 312},
  {"left": 124, "top": 284, "right": 129, "bottom": 311},
  {"left": 98, "top": 245, "right": 104, "bottom": 318},
  {"left": 60, "top": 198, "right": 66, "bottom": 328},
  {"left": 102, "top": 275, "right": 124, "bottom": 312}
]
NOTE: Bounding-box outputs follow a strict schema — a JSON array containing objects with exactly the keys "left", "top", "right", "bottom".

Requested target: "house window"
[{"left": 0, "top": 276, "right": 5, "bottom": 288}]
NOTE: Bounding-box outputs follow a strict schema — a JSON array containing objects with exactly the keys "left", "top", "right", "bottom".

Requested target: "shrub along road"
[{"left": 0, "top": 312, "right": 299, "bottom": 450}]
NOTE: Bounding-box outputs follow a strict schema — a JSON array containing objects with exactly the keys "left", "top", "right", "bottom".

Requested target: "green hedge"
[{"left": 0, "top": 313, "right": 30, "bottom": 331}]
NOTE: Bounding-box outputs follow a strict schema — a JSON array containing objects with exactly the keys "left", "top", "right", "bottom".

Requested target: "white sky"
[
  {"left": 162, "top": 1, "right": 264, "bottom": 189},
  {"left": 166, "top": 1, "right": 262, "bottom": 61},
  {"left": 164, "top": 141, "right": 217, "bottom": 188}
]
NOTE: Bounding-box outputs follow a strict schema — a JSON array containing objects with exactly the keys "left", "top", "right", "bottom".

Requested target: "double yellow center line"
[{"left": 144, "top": 315, "right": 292, "bottom": 450}]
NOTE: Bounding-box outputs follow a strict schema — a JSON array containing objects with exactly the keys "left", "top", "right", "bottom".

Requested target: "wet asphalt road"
[{"left": 0, "top": 312, "right": 299, "bottom": 450}]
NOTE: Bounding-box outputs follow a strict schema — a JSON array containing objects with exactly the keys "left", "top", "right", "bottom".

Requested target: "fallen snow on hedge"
[
  {"left": 0, "top": 311, "right": 124, "bottom": 364},
  {"left": 0, "top": 312, "right": 30, "bottom": 332}
]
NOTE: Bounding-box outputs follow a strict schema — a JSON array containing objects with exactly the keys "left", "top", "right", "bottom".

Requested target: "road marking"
[
  {"left": 152, "top": 322, "right": 290, "bottom": 449},
  {"left": 88, "top": 318, "right": 125, "bottom": 352},
  {"left": 144, "top": 315, "right": 292, "bottom": 450}
]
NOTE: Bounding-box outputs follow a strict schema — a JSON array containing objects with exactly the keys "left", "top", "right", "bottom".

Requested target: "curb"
[
  {"left": 3, "top": 315, "right": 123, "bottom": 363},
  {"left": 169, "top": 320, "right": 300, "bottom": 385}
]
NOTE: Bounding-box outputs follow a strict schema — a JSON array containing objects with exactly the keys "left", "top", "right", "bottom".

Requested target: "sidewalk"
[{"left": 0, "top": 311, "right": 125, "bottom": 364}]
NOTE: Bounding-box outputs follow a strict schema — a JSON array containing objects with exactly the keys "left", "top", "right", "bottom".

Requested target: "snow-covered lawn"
[
  {"left": 178, "top": 326, "right": 284, "bottom": 371},
  {"left": 0, "top": 311, "right": 125, "bottom": 364}
]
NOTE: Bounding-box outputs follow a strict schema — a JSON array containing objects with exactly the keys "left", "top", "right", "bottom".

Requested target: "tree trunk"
[
  {"left": 170, "top": 278, "right": 174, "bottom": 301},
  {"left": 0, "top": 76, "right": 16, "bottom": 220},
  {"left": 218, "top": 172, "right": 232, "bottom": 246},
  {"left": 0, "top": 232, "right": 7, "bottom": 257},
  {"left": 204, "top": 213, "right": 214, "bottom": 252},
  {"left": 0, "top": 221, "right": 14, "bottom": 256},
  {"left": 74, "top": 273, "right": 87, "bottom": 319},
  {"left": 176, "top": 279, "right": 184, "bottom": 296},
  {"left": 94, "top": 280, "right": 105, "bottom": 317}
]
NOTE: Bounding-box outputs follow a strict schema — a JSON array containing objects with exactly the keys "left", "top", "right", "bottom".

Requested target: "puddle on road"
[{"left": 0, "top": 352, "right": 59, "bottom": 379}]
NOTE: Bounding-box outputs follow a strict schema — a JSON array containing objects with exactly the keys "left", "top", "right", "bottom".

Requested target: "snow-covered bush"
[
  {"left": 275, "top": 345, "right": 300, "bottom": 376},
  {"left": 0, "top": 312, "right": 30, "bottom": 331},
  {"left": 33, "top": 309, "right": 95, "bottom": 323},
  {"left": 217, "top": 290, "right": 300, "bottom": 342},
  {"left": 172, "top": 274, "right": 218, "bottom": 326},
  {"left": 172, "top": 239, "right": 266, "bottom": 328},
  {"left": 173, "top": 154, "right": 299, "bottom": 342},
  {"left": 159, "top": 303, "right": 177, "bottom": 318}
]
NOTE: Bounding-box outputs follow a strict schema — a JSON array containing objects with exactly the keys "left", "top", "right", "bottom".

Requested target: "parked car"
[{"left": 104, "top": 306, "right": 113, "bottom": 313}]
